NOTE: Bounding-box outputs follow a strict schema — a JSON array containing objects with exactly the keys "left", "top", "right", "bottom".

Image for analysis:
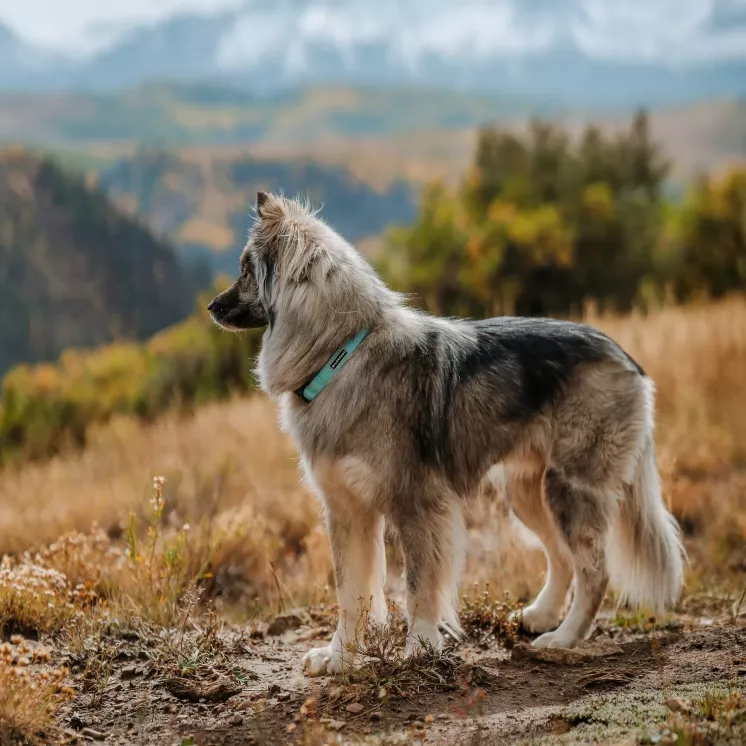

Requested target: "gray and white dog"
[{"left": 209, "top": 191, "right": 684, "bottom": 676}]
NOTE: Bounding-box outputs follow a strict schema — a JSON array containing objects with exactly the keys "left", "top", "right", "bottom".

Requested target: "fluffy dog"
[{"left": 209, "top": 191, "right": 684, "bottom": 676}]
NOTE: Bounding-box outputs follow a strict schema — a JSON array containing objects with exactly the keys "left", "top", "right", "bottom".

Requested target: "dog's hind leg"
[
  {"left": 533, "top": 468, "right": 611, "bottom": 649},
  {"left": 303, "top": 504, "right": 386, "bottom": 676},
  {"left": 396, "top": 497, "right": 466, "bottom": 656},
  {"left": 507, "top": 469, "right": 573, "bottom": 634}
]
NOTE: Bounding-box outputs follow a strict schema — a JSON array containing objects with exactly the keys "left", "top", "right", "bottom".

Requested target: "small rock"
[
  {"left": 228, "top": 714, "right": 244, "bottom": 726},
  {"left": 664, "top": 697, "right": 691, "bottom": 714},
  {"left": 120, "top": 665, "right": 141, "bottom": 680},
  {"left": 511, "top": 639, "right": 623, "bottom": 666},
  {"left": 266, "top": 609, "right": 311, "bottom": 636},
  {"left": 68, "top": 713, "right": 88, "bottom": 730},
  {"left": 296, "top": 627, "right": 326, "bottom": 642},
  {"left": 80, "top": 728, "right": 105, "bottom": 741},
  {"left": 327, "top": 720, "right": 346, "bottom": 731},
  {"left": 277, "top": 692, "right": 290, "bottom": 702},
  {"left": 346, "top": 703, "right": 364, "bottom": 715}
]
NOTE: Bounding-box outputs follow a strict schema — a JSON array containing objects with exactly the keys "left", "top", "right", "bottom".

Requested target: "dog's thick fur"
[{"left": 209, "top": 191, "right": 685, "bottom": 676}]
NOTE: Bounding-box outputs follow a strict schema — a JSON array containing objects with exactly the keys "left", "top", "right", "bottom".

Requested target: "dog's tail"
[{"left": 606, "top": 385, "right": 685, "bottom": 613}]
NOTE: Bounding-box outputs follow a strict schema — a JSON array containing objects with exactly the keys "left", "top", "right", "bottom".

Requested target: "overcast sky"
[
  {"left": 1, "top": 0, "right": 746, "bottom": 65},
  {"left": 0, "top": 0, "right": 239, "bottom": 49}
]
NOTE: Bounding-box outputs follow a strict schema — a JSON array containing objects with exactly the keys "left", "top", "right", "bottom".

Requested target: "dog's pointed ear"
[{"left": 256, "top": 190, "right": 270, "bottom": 216}]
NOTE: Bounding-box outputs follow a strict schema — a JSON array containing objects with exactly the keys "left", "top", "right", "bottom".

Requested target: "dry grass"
[
  {"left": 0, "top": 297, "right": 745, "bottom": 626},
  {"left": 1, "top": 297, "right": 745, "bottom": 742},
  {"left": 589, "top": 297, "right": 746, "bottom": 586},
  {"left": 0, "top": 638, "right": 72, "bottom": 745}
]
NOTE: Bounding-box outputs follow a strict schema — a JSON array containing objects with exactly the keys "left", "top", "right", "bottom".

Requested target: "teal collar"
[{"left": 297, "top": 328, "right": 370, "bottom": 402}]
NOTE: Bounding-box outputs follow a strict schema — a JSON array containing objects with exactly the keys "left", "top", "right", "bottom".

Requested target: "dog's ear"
[{"left": 256, "top": 190, "right": 271, "bottom": 216}]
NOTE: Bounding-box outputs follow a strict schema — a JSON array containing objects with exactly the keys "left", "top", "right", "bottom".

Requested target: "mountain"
[
  {"left": 0, "top": 22, "right": 66, "bottom": 89},
  {"left": 0, "top": 84, "right": 533, "bottom": 147},
  {"left": 0, "top": 150, "right": 206, "bottom": 375},
  {"left": 1, "top": 1, "right": 746, "bottom": 106},
  {"left": 93, "top": 148, "right": 418, "bottom": 274}
]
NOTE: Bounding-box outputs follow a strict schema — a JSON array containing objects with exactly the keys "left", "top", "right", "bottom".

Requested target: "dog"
[{"left": 209, "top": 191, "right": 684, "bottom": 676}]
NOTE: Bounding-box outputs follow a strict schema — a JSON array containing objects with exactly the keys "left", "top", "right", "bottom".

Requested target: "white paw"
[
  {"left": 511, "top": 604, "right": 560, "bottom": 634},
  {"left": 532, "top": 630, "right": 579, "bottom": 649},
  {"left": 302, "top": 645, "right": 344, "bottom": 676},
  {"left": 405, "top": 620, "right": 442, "bottom": 657}
]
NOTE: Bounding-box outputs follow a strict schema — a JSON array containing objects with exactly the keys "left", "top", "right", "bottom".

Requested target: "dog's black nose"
[{"left": 208, "top": 300, "right": 219, "bottom": 313}]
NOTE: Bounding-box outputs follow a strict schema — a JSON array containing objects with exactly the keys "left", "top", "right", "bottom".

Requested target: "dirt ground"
[{"left": 23, "top": 603, "right": 742, "bottom": 746}]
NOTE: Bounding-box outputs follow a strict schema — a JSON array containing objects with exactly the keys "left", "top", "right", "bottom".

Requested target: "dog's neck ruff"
[{"left": 297, "top": 328, "right": 370, "bottom": 402}]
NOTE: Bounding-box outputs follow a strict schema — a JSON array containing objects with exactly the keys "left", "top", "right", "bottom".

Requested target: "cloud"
[
  {"left": 215, "top": 0, "right": 746, "bottom": 72},
  {"left": 4, "top": 0, "right": 746, "bottom": 67},
  {"left": 569, "top": 0, "right": 746, "bottom": 64},
  {"left": 217, "top": 0, "right": 558, "bottom": 73}
]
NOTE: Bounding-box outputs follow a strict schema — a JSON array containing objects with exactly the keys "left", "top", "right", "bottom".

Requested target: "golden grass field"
[{"left": 1, "top": 297, "right": 746, "bottom": 744}]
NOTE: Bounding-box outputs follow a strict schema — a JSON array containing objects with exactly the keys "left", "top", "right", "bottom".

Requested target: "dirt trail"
[{"left": 50, "top": 611, "right": 745, "bottom": 746}]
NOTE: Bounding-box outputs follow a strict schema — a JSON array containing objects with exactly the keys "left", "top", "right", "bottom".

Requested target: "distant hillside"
[
  {"left": 0, "top": 82, "right": 742, "bottom": 193},
  {"left": 249, "top": 98, "right": 746, "bottom": 189},
  {"left": 93, "top": 149, "right": 418, "bottom": 272},
  {"left": 0, "top": 150, "right": 206, "bottom": 375},
  {"left": 0, "top": 83, "right": 533, "bottom": 147}
]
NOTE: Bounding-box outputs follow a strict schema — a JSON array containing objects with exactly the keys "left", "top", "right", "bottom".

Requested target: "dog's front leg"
[
  {"left": 303, "top": 505, "right": 386, "bottom": 676},
  {"left": 397, "top": 498, "right": 465, "bottom": 656}
]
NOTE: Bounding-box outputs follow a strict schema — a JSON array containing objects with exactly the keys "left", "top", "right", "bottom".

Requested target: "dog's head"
[{"left": 209, "top": 190, "right": 367, "bottom": 333}]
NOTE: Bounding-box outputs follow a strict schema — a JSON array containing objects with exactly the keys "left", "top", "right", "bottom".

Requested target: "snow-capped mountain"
[{"left": 2, "top": 0, "right": 746, "bottom": 105}]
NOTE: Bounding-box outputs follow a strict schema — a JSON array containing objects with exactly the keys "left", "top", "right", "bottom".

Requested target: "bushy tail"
[{"left": 607, "top": 434, "right": 685, "bottom": 613}]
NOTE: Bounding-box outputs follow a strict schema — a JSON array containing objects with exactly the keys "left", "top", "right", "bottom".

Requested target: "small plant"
[
  {"left": 120, "top": 476, "right": 213, "bottom": 626},
  {"left": 316, "top": 603, "right": 491, "bottom": 719},
  {"left": 649, "top": 686, "right": 746, "bottom": 745},
  {"left": 0, "top": 641, "right": 73, "bottom": 745},
  {"left": 459, "top": 582, "right": 519, "bottom": 645}
]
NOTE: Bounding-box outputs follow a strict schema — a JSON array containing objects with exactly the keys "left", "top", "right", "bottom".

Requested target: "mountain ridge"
[
  {"left": 1, "top": 1, "right": 746, "bottom": 106},
  {"left": 0, "top": 150, "right": 205, "bottom": 375}
]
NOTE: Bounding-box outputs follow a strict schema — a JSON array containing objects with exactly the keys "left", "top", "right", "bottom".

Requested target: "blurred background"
[
  {"left": 0, "top": 1, "right": 745, "bottom": 603},
  {"left": 1, "top": 0, "right": 746, "bottom": 374}
]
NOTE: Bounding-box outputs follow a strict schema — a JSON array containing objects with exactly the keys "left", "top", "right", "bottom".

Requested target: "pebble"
[
  {"left": 80, "top": 727, "right": 105, "bottom": 741},
  {"left": 68, "top": 713, "right": 87, "bottom": 730},
  {"left": 228, "top": 713, "right": 244, "bottom": 726},
  {"left": 664, "top": 697, "right": 690, "bottom": 714},
  {"left": 345, "top": 703, "right": 364, "bottom": 715}
]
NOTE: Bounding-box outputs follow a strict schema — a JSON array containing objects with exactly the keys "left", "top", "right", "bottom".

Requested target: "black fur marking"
[
  {"left": 407, "top": 331, "right": 446, "bottom": 467},
  {"left": 262, "top": 255, "right": 276, "bottom": 327},
  {"left": 457, "top": 318, "right": 624, "bottom": 420}
]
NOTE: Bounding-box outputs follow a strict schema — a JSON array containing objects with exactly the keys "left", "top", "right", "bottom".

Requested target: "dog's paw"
[
  {"left": 302, "top": 645, "right": 343, "bottom": 676},
  {"left": 511, "top": 604, "right": 560, "bottom": 634},
  {"left": 531, "top": 630, "right": 578, "bottom": 649},
  {"left": 405, "top": 620, "right": 443, "bottom": 657}
]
